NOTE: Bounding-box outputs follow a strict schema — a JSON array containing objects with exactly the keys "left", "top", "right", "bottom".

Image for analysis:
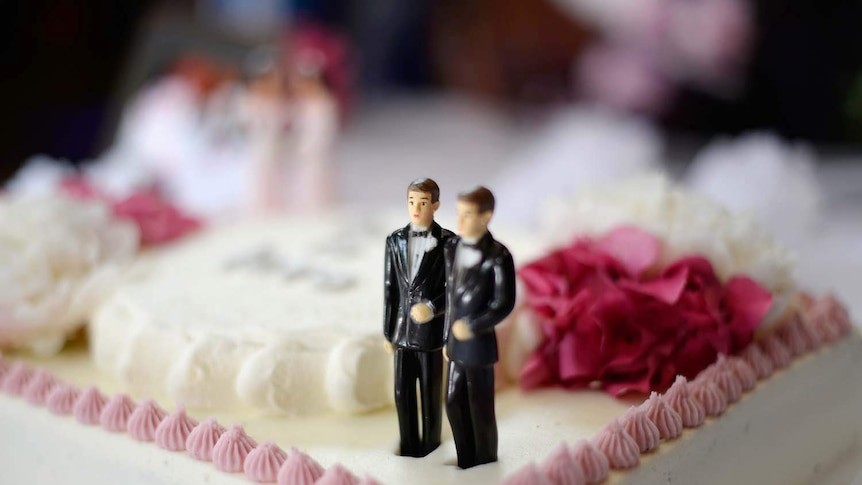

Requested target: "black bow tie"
[{"left": 410, "top": 230, "right": 429, "bottom": 237}]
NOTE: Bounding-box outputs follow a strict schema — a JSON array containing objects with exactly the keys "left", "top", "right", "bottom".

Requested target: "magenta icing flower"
[
  {"left": 112, "top": 191, "right": 201, "bottom": 246},
  {"left": 59, "top": 176, "right": 201, "bottom": 247},
  {"left": 519, "top": 225, "right": 772, "bottom": 396}
]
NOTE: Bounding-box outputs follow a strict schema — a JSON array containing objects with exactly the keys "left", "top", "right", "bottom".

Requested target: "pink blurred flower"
[
  {"left": 519, "top": 226, "right": 771, "bottom": 396},
  {"left": 112, "top": 192, "right": 201, "bottom": 246},
  {"left": 60, "top": 177, "right": 201, "bottom": 247}
]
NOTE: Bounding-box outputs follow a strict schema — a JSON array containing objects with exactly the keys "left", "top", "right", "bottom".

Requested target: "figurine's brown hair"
[
  {"left": 457, "top": 186, "right": 495, "bottom": 214},
  {"left": 407, "top": 178, "right": 440, "bottom": 203}
]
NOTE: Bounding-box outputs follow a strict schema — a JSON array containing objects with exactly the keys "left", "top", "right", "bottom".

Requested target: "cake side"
[
  {"left": 1, "top": 325, "right": 858, "bottom": 485},
  {"left": 608, "top": 334, "right": 862, "bottom": 485}
]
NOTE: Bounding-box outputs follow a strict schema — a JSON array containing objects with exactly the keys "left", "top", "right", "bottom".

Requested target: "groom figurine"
[
  {"left": 384, "top": 178, "right": 454, "bottom": 457},
  {"left": 444, "top": 186, "right": 516, "bottom": 469}
]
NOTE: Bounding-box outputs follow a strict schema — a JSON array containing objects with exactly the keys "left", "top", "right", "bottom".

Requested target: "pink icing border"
[
  {"left": 504, "top": 294, "right": 855, "bottom": 484},
  {"left": 0, "top": 294, "right": 853, "bottom": 485}
]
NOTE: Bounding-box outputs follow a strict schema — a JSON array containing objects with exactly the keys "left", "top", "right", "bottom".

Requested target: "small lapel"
[
  {"left": 396, "top": 225, "right": 410, "bottom": 286},
  {"left": 410, "top": 222, "right": 440, "bottom": 290}
]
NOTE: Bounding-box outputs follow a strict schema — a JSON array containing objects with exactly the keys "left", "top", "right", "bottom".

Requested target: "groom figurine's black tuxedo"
[
  {"left": 443, "top": 230, "right": 516, "bottom": 469},
  {"left": 384, "top": 179, "right": 454, "bottom": 458}
]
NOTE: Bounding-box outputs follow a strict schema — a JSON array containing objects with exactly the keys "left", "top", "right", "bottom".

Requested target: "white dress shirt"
[{"left": 407, "top": 224, "right": 432, "bottom": 282}]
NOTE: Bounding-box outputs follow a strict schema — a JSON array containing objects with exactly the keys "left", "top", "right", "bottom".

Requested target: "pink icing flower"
[
  {"left": 663, "top": 376, "right": 705, "bottom": 428},
  {"left": 540, "top": 443, "right": 587, "bottom": 485},
  {"left": 620, "top": 405, "right": 660, "bottom": 453},
  {"left": 593, "top": 418, "right": 640, "bottom": 469},
  {"left": 315, "top": 464, "right": 360, "bottom": 485},
  {"left": 212, "top": 425, "right": 258, "bottom": 473},
  {"left": 1, "top": 361, "right": 33, "bottom": 395},
  {"left": 278, "top": 447, "right": 325, "bottom": 485},
  {"left": 100, "top": 394, "right": 137, "bottom": 432},
  {"left": 155, "top": 404, "right": 199, "bottom": 451},
  {"left": 519, "top": 226, "right": 772, "bottom": 396},
  {"left": 112, "top": 191, "right": 201, "bottom": 246},
  {"left": 186, "top": 418, "right": 227, "bottom": 462},
  {"left": 244, "top": 442, "right": 288, "bottom": 483},
  {"left": 46, "top": 384, "right": 81, "bottom": 415},
  {"left": 640, "top": 392, "right": 683, "bottom": 440},
  {"left": 23, "top": 369, "right": 59, "bottom": 406},
  {"left": 570, "top": 439, "right": 609, "bottom": 484},
  {"left": 128, "top": 399, "right": 168, "bottom": 442},
  {"left": 73, "top": 386, "right": 108, "bottom": 425}
]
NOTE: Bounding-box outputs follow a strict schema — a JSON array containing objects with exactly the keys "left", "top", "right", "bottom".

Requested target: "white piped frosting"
[{"left": 89, "top": 218, "right": 395, "bottom": 415}]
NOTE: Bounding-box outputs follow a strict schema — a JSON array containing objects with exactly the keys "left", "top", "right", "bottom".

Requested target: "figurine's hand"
[
  {"left": 410, "top": 303, "right": 434, "bottom": 324},
  {"left": 383, "top": 340, "right": 394, "bottom": 355},
  {"left": 452, "top": 319, "right": 474, "bottom": 341}
]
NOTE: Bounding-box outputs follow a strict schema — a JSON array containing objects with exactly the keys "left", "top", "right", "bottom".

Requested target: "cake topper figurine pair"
[{"left": 383, "top": 178, "right": 516, "bottom": 469}]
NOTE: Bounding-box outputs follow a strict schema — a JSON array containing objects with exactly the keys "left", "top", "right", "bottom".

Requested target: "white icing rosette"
[
  {"left": 540, "top": 175, "right": 796, "bottom": 327},
  {"left": 0, "top": 195, "right": 139, "bottom": 354}
]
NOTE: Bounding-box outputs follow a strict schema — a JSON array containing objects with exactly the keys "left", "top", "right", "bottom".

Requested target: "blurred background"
[
  {"left": 1, "top": 0, "right": 862, "bottom": 358},
  {"left": 2, "top": 0, "right": 862, "bottom": 174}
]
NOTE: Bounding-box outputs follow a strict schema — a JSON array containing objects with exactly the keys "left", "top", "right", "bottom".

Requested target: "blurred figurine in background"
[
  {"left": 444, "top": 186, "right": 516, "bottom": 469},
  {"left": 384, "top": 178, "right": 454, "bottom": 457},
  {"left": 241, "top": 47, "right": 292, "bottom": 215},
  {"left": 285, "top": 45, "right": 339, "bottom": 213},
  {"left": 244, "top": 25, "right": 345, "bottom": 215}
]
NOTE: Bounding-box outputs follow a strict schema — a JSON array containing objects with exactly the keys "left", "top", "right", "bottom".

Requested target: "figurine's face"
[
  {"left": 407, "top": 191, "right": 439, "bottom": 228},
  {"left": 456, "top": 200, "right": 492, "bottom": 239}
]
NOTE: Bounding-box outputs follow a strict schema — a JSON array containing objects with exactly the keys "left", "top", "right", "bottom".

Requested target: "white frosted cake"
[{"left": 1, "top": 183, "right": 861, "bottom": 485}]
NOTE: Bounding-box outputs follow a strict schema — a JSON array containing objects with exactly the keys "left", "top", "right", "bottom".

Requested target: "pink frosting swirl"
[
  {"left": 708, "top": 355, "right": 743, "bottom": 402},
  {"left": 620, "top": 405, "right": 660, "bottom": 453},
  {"left": 316, "top": 464, "right": 360, "bottom": 485},
  {"left": 640, "top": 392, "right": 683, "bottom": 440},
  {"left": 73, "top": 386, "right": 108, "bottom": 425},
  {"left": 502, "top": 463, "right": 554, "bottom": 485},
  {"left": 155, "top": 404, "right": 199, "bottom": 451},
  {"left": 663, "top": 376, "right": 705, "bottom": 428},
  {"left": 570, "top": 439, "right": 609, "bottom": 484},
  {"left": 46, "top": 384, "right": 81, "bottom": 415},
  {"left": 797, "top": 314, "right": 824, "bottom": 351},
  {"left": 23, "top": 369, "right": 59, "bottom": 406},
  {"left": 244, "top": 442, "right": 288, "bottom": 482},
  {"left": 540, "top": 443, "right": 586, "bottom": 485},
  {"left": 759, "top": 333, "right": 792, "bottom": 369},
  {"left": 212, "top": 424, "right": 258, "bottom": 473},
  {"left": 730, "top": 357, "right": 757, "bottom": 392},
  {"left": 690, "top": 378, "right": 727, "bottom": 416},
  {"left": 186, "top": 418, "right": 227, "bottom": 461},
  {"left": 776, "top": 316, "right": 809, "bottom": 356},
  {"left": 1, "top": 361, "right": 33, "bottom": 395},
  {"left": 826, "top": 295, "right": 853, "bottom": 337},
  {"left": 740, "top": 343, "right": 773, "bottom": 380},
  {"left": 100, "top": 394, "right": 137, "bottom": 432},
  {"left": 593, "top": 418, "right": 640, "bottom": 469},
  {"left": 278, "top": 447, "right": 325, "bottom": 485},
  {"left": 128, "top": 399, "right": 168, "bottom": 442}
]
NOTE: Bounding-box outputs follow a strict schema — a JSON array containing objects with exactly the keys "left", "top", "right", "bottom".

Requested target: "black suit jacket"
[
  {"left": 384, "top": 221, "right": 454, "bottom": 351},
  {"left": 444, "top": 231, "right": 516, "bottom": 367}
]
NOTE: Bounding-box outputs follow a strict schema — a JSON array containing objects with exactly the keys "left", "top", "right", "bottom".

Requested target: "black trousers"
[
  {"left": 394, "top": 347, "right": 443, "bottom": 457},
  {"left": 446, "top": 360, "right": 497, "bottom": 469}
]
